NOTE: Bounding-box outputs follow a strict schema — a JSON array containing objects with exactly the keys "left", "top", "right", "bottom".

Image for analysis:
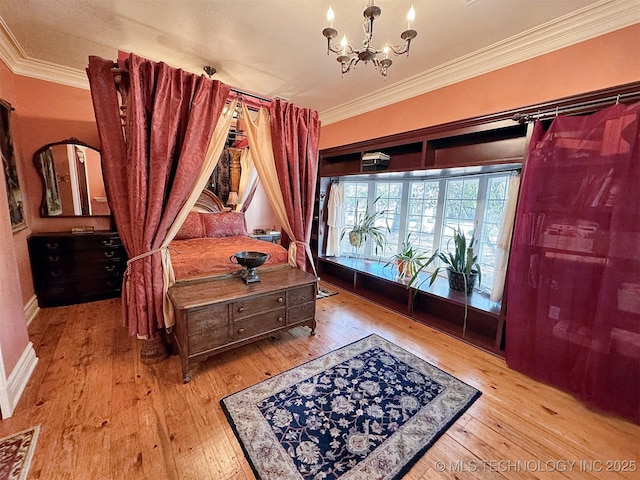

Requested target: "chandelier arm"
[
  {"left": 387, "top": 42, "right": 409, "bottom": 56},
  {"left": 341, "top": 56, "right": 359, "bottom": 76},
  {"left": 327, "top": 39, "right": 356, "bottom": 56}
]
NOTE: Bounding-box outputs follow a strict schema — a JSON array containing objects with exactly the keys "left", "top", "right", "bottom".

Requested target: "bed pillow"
[
  {"left": 201, "top": 211, "right": 248, "bottom": 238},
  {"left": 174, "top": 211, "right": 205, "bottom": 239}
]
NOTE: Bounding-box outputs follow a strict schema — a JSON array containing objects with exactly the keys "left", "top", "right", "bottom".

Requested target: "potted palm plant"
[
  {"left": 341, "top": 196, "right": 389, "bottom": 255},
  {"left": 409, "top": 225, "right": 481, "bottom": 336},
  {"left": 385, "top": 233, "right": 429, "bottom": 279}
]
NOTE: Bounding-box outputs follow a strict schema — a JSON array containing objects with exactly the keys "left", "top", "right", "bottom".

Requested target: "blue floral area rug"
[{"left": 221, "top": 334, "right": 481, "bottom": 479}]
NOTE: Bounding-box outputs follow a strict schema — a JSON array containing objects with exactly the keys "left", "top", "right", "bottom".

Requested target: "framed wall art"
[{"left": 0, "top": 98, "right": 26, "bottom": 232}]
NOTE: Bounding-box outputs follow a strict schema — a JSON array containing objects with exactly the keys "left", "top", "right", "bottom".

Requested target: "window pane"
[
  {"left": 447, "top": 180, "right": 463, "bottom": 199},
  {"left": 341, "top": 182, "right": 370, "bottom": 255},
  {"left": 442, "top": 178, "right": 478, "bottom": 237},
  {"left": 407, "top": 180, "right": 439, "bottom": 254},
  {"left": 479, "top": 175, "right": 510, "bottom": 290},
  {"left": 375, "top": 182, "right": 403, "bottom": 257},
  {"left": 438, "top": 178, "right": 479, "bottom": 273}
]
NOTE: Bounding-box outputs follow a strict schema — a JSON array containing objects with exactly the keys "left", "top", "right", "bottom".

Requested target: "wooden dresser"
[
  {"left": 28, "top": 231, "right": 127, "bottom": 307},
  {"left": 169, "top": 267, "right": 317, "bottom": 383}
]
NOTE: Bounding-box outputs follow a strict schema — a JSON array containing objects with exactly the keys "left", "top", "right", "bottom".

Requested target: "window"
[
  {"left": 375, "top": 182, "right": 403, "bottom": 257},
  {"left": 338, "top": 168, "right": 516, "bottom": 292}
]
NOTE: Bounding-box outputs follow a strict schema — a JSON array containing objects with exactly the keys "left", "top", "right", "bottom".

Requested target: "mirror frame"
[{"left": 33, "top": 137, "right": 109, "bottom": 218}]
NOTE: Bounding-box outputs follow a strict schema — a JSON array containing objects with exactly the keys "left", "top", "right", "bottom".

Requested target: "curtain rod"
[
  {"left": 512, "top": 90, "right": 640, "bottom": 123},
  {"left": 110, "top": 62, "right": 274, "bottom": 105},
  {"left": 229, "top": 87, "right": 272, "bottom": 105}
]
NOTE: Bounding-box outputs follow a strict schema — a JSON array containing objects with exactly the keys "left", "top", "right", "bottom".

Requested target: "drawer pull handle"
[
  {"left": 46, "top": 242, "right": 58, "bottom": 249},
  {"left": 102, "top": 239, "right": 115, "bottom": 246},
  {"left": 48, "top": 255, "right": 60, "bottom": 262},
  {"left": 104, "top": 251, "right": 115, "bottom": 258},
  {"left": 51, "top": 270, "right": 61, "bottom": 277},
  {"left": 277, "top": 297, "right": 284, "bottom": 303},
  {"left": 277, "top": 316, "right": 284, "bottom": 322},
  {"left": 238, "top": 328, "right": 245, "bottom": 334},
  {"left": 238, "top": 306, "right": 245, "bottom": 313},
  {"left": 105, "top": 265, "right": 116, "bottom": 272}
]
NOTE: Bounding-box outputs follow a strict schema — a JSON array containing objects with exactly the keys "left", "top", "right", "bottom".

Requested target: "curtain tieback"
[
  {"left": 294, "top": 240, "right": 310, "bottom": 247},
  {"left": 124, "top": 247, "right": 168, "bottom": 277}
]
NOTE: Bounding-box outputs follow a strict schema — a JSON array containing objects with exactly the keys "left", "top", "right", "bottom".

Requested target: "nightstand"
[{"left": 250, "top": 231, "right": 281, "bottom": 244}]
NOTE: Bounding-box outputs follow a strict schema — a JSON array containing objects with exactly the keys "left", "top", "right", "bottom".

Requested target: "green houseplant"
[
  {"left": 409, "top": 225, "right": 481, "bottom": 336},
  {"left": 385, "top": 233, "right": 429, "bottom": 279},
  {"left": 341, "top": 196, "right": 389, "bottom": 255}
]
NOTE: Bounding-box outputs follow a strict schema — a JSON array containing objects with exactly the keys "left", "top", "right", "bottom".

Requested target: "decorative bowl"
[{"left": 229, "top": 251, "right": 270, "bottom": 269}]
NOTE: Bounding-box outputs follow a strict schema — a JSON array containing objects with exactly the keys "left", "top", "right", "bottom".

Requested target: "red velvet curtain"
[
  {"left": 506, "top": 101, "right": 640, "bottom": 423},
  {"left": 270, "top": 99, "right": 320, "bottom": 273},
  {"left": 87, "top": 54, "right": 230, "bottom": 336}
]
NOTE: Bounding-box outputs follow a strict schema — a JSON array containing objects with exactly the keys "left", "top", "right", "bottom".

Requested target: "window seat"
[{"left": 317, "top": 255, "right": 506, "bottom": 356}]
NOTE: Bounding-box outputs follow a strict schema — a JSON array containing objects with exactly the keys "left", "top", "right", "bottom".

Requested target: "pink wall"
[
  {"left": 244, "top": 182, "right": 281, "bottom": 234},
  {"left": 320, "top": 25, "right": 640, "bottom": 149},
  {"left": 0, "top": 130, "right": 30, "bottom": 376}
]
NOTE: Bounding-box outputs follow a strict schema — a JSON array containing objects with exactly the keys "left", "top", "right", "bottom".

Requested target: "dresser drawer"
[
  {"left": 73, "top": 246, "right": 126, "bottom": 263},
  {"left": 37, "top": 276, "right": 123, "bottom": 306},
  {"left": 36, "top": 258, "right": 126, "bottom": 281},
  {"left": 231, "top": 291, "right": 286, "bottom": 321},
  {"left": 288, "top": 285, "right": 316, "bottom": 305},
  {"left": 187, "top": 304, "right": 228, "bottom": 334},
  {"left": 288, "top": 301, "right": 316, "bottom": 324},
  {"left": 28, "top": 233, "right": 123, "bottom": 252},
  {"left": 233, "top": 308, "right": 286, "bottom": 340}
]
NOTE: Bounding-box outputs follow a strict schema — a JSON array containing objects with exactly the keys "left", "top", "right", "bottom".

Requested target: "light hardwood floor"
[{"left": 1, "top": 284, "right": 638, "bottom": 479}]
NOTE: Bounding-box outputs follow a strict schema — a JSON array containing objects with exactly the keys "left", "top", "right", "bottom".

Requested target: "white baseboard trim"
[
  {"left": 24, "top": 295, "right": 39, "bottom": 327},
  {"left": 0, "top": 342, "right": 38, "bottom": 418}
]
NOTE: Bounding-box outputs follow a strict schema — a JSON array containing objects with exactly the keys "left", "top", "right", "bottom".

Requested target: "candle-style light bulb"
[
  {"left": 383, "top": 45, "right": 390, "bottom": 59},
  {"left": 406, "top": 5, "right": 415, "bottom": 29},
  {"left": 340, "top": 35, "right": 348, "bottom": 49},
  {"left": 327, "top": 6, "right": 335, "bottom": 27}
]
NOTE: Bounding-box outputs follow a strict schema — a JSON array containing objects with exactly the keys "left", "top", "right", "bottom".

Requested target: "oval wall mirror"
[{"left": 33, "top": 138, "right": 110, "bottom": 217}]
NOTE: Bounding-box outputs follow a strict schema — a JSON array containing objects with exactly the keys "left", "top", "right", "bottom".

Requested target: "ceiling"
[{"left": 0, "top": 0, "right": 636, "bottom": 123}]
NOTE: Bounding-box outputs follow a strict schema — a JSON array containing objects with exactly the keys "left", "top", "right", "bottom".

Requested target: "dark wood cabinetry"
[
  {"left": 28, "top": 231, "right": 127, "bottom": 307},
  {"left": 319, "top": 120, "right": 527, "bottom": 178},
  {"left": 315, "top": 119, "right": 524, "bottom": 356},
  {"left": 317, "top": 257, "right": 505, "bottom": 356},
  {"left": 169, "top": 267, "right": 317, "bottom": 382}
]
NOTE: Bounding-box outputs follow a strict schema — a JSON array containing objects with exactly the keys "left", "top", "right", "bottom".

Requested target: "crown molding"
[
  {"left": 0, "top": 17, "right": 89, "bottom": 90},
  {"left": 0, "top": 1, "right": 637, "bottom": 111},
  {"left": 319, "top": 0, "right": 639, "bottom": 125}
]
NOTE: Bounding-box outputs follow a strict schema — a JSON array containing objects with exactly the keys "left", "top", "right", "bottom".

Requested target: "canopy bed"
[
  {"left": 161, "top": 189, "right": 315, "bottom": 382},
  {"left": 86, "top": 53, "right": 319, "bottom": 365},
  {"left": 169, "top": 190, "right": 289, "bottom": 282}
]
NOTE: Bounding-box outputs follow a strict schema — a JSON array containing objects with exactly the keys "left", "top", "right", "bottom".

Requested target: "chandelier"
[{"left": 322, "top": 2, "right": 417, "bottom": 78}]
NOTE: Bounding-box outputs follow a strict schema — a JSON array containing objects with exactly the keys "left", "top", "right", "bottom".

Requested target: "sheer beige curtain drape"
[
  {"left": 161, "top": 98, "right": 238, "bottom": 327},
  {"left": 236, "top": 147, "right": 258, "bottom": 212},
  {"left": 490, "top": 173, "right": 521, "bottom": 302},
  {"left": 241, "top": 104, "right": 297, "bottom": 267}
]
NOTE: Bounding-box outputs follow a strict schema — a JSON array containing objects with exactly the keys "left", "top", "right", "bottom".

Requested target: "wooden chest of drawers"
[
  {"left": 169, "top": 267, "right": 317, "bottom": 383},
  {"left": 28, "top": 231, "right": 127, "bottom": 307}
]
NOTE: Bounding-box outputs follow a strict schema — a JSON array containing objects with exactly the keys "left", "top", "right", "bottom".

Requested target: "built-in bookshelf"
[{"left": 317, "top": 256, "right": 506, "bottom": 356}]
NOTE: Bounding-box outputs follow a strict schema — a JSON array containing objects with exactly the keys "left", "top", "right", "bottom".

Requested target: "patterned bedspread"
[{"left": 170, "top": 235, "right": 289, "bottom": 281}]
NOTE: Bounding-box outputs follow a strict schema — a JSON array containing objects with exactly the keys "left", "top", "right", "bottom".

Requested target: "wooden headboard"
[{"left": 193, "top": 189, "right": 226, "bottom": 213}]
